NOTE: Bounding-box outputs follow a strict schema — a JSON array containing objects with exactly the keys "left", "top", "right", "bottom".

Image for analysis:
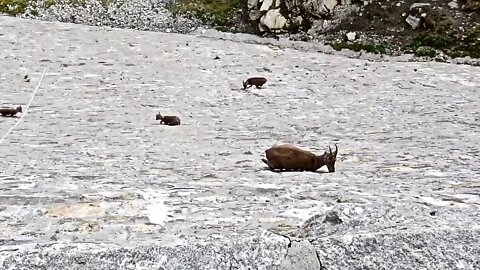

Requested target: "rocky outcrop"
[
  {"left": 246, "top": 0, "right": 479, "bottom": 59},
  {"left": 248, "top": 0, "right": 357, "bottom": 33},
  {"left": 405, "top": 2, "right": 433, "bottom": 29}
]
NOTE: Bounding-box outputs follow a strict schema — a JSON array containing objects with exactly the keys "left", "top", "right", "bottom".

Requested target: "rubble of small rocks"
[
  {"left": 247, "top": 0, "right": 358, "bottom": 34},
  {"left": 13, "top": 0, "right": 201, "bottom": 34}
]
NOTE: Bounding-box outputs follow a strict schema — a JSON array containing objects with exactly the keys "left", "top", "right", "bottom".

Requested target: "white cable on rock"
[{"left": 0, "top": 68, "right": 47, "bottom": 145}]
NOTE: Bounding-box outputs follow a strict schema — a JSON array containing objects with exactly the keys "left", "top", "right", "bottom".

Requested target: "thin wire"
[{"left": 0, "top": 68, "right": 47, "bottom": 145}]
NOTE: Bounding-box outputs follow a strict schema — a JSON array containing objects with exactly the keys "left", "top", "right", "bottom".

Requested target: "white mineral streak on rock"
[{"left": 142, "top": 190, "right": 171, "bottom": 225}]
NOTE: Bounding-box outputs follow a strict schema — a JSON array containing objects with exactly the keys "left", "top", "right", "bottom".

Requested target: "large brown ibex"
[
  {"left": 0, "top": 106, "right": 22, "bottom": 117},
  {"left": 262, "top": 143, "right": 338, "bottom": 173},
  {"left": 243, "top": 77, "right": 267, "bottom": 89}
]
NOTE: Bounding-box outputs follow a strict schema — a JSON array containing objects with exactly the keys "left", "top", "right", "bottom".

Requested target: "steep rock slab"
[
  {"left": 314, "top": 229, "right": 480, "bottom": 270},
  {"left": 0, "top": 233, "right": 322, "bottom": 270},
  {"left": 1, "top": 15, "right": 480, "bottom": 270}
]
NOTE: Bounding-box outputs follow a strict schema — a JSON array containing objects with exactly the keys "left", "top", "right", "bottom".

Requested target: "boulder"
[
  {"left": 291, "top": 15, "right": 303, "bottom": 26},
  {"left": 346, "top": 31, "right": 356, "bottom": 41},
  {"left": 284, "top": 0, "right": 339, "bottom": 18},
  {"left": 410, "top": 3, "right": 431, "bottom": 10},
  {"left": 248, "top": 0, "right": 259, "bottom": 9},
  {"left": 406, "top": 14, "right": 421, "bottom": 29},
  {"left": 448, "top": 0, "right": 459, "bottom": 9},
  {"left": 249, "top": 9, "right": 263, "bottom": 21},
  {"left": 260, "top": 8, "right": 289, "bottom": 30},
  {"left": 306, "top": 19, "right": 337, "bottom": 34},
  {"left": 274, "top": 0, "right": 282, "bottom": 8},
  {"left": 283, "top": 0, "right": 303, "bottom": 17},
  {"left": 260, "top": 0, "right": 275, "bottom": 11},
  {"left": 249, "top": 0, "right": 371, "bottom": 34}
]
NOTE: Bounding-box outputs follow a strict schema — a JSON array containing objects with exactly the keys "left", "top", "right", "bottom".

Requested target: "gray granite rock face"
[
  {"left": 314, "top": 229, "right": 479, "bottom": 270},
  {"left": 293, "top": 205, "right": 480, "bottom": 269},
  {"left": 0, "top": 16, "right": 479, "bottom": 269},
  {"left": 1, "top": 232, "right": 321, "bottom": 270}
]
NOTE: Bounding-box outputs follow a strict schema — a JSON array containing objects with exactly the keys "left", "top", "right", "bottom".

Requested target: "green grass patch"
[
  {"left": 1, "top": 0, "right": 117, "bottom": 15},
  {"left": 464, "top": 0, "right": 480, "bottom": 12},
  {"left": 330, "top": 41, "right": 389, "bottom": 54},
  {"left": 404, "top": 20, "right": 480, "bottom": 58},
  {"left": 168, "top": 0, "right": 243, "bottom": 26},
  {"left": 0, "top": 0, "right": 29, "bottom": 15}
]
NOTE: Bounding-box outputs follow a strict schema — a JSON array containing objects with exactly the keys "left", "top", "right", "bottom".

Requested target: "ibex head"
[
  {"left": 16, "top": 106, "right": 22, "bottom": 113},
  {"left": 155, "top": 113, "right": 162, "bottom": 120},
  {"left": 242, "top": 80, "right": 248, "bottom": 89},
  {"left": 323, "top": 144, "right": 338, "bottom": 173}
]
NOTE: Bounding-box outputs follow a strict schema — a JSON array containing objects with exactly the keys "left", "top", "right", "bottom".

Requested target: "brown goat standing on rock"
[
  {"left": 262, "top": 143, "right": 338, "bottom": 173},
  {"left": 0, "top": 106, "right": 22, "bottom": 117},
  {"left": 156, "top": 113, "right": 181, "bottom": 126},
  {"left": 243, "top": 77, "right": 267, "bottom": 89}
]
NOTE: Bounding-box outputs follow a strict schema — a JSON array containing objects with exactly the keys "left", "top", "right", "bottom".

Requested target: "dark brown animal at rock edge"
[
  {"left": 262, "top": 143, "right": 338, "bottom": 173},
  {"left": 156, "top": 113, "right": 181, "bottom": 126},
  {"left": 243, "top": 77, "right": 267, "bottom": 89},
  {"left": 0, "top": 106, "right": 22, "bottom": 117}
]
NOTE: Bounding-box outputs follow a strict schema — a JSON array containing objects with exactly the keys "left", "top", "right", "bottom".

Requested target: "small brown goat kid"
[
  {"left": 156, "top": 113, "right": 181, "bottom": 126},
  {"left": 0, "top": 106, "right": 22, "bottom": 117},
  {"left": 243, "top": 77, "right": 267, "bottom": 89},
  {"left": 262, "top": 143, "right": 338, "bottom": 173}
]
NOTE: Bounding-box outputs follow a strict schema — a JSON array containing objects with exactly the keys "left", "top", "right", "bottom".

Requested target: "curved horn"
[
  {"left": 329, "top": 145, "right": 333, "bottom": 155},
  {"left": 334, "top": 143, "right": 338, "bottom": 156}
]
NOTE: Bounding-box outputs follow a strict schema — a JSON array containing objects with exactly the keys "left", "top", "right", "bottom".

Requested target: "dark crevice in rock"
[
  {"left": 273, "top": 231, "right": 324, "bottom": 269},
  {"left": 275, "top": 232, "right": 292, "bottom": 256},
  {"left": 315, "top": 248, "right": 325, "bottom": 270}
]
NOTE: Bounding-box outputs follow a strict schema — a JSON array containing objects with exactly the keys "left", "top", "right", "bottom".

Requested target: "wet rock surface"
[{"left": 1, "top": 16, "right": 480, "bottom": 269}]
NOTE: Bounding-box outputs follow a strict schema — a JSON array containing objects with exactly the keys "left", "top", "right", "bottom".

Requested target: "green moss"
[
  {"left": 414, "top": 46, "right": 438, "bottom": 57},
  {"left": 168, "top": 0, "right": 243, "bottom": 26},
  {"left": 0, "top": 0, "right": 30, "bottom": 15},
  {"left": 98, "top": 0, "right": 115, "bottom": 8},
  {"left": 59, "top": 0, "right": 89, "bottom": 8},
  {"left": 405, "top": 20, "right": 480, "bottom": 59},
  {"left": 0, "top": 0, "right": 115, "bottom": 15},
  {"left": 330, "top": 41, "right": 389, "bottom": 54},
  {"left": 43, "top": 0, "right": 55, "bottom": 8},
  {"left": 465, "top": 0, "right": 480, "bottom": 12},
  {"left": 403, "top": 13, "right": 480, "bottom": 58}
]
